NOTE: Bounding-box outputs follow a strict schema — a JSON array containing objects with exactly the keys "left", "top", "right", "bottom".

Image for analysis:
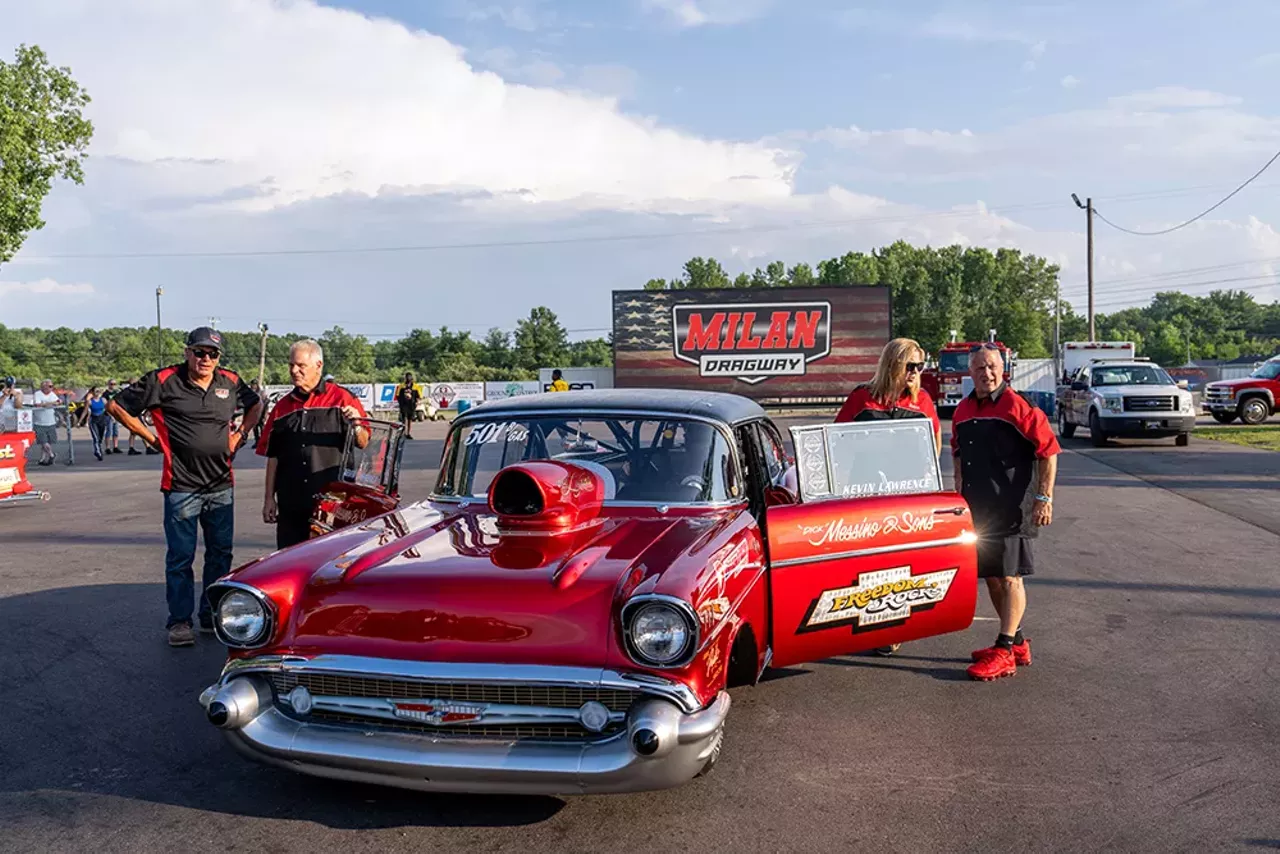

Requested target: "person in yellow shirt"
[{"left": 549, "top": 369, "right": 569, "bottom": 392}]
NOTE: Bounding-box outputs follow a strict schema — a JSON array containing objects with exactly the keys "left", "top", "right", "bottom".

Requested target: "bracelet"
[{"left": 1034, "top": 494, "right": 1053, "bottom": 504}]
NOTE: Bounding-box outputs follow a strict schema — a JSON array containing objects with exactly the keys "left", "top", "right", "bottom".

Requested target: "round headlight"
[
  {"left": 627, "top": 601, "right": 694, "bottom": 666},
  {"left": 217, "top": 590, "right": 268, "bottom": 645}
]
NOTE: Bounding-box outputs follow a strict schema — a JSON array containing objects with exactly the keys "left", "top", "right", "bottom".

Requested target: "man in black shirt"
[
  {"left": 394, "top": 371, "right": 420, "bottom": 439},
  {"left": 108, "top": 327, "right": 263, "bottom": 647}
]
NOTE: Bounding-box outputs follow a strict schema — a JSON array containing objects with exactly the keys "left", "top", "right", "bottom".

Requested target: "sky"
[{"left": 4, "top": 0, "right": 1280, "bottom": 342}]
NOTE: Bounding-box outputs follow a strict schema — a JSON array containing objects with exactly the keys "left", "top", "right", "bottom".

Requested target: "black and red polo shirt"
[
  {"left": 951, "top": 383, "right": 1060, "bottom": 539},
  {"left": 835, "top": 385, "right": 942, "bottom": 445},
  {"left": 116, "top": 364, "right": 261, "bottom": 493},
  {"left": 256, "top": 379, "right": 367, "bottom": 514}
]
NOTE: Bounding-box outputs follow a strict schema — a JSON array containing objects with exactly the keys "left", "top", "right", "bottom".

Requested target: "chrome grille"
[
  {"left": 270, "top": 672, "right": 636, "bottom": 711},
  {"left": 1205, "top": 387, "right": 1233, "bottom": 402},
  {"left": 269, "top": 671, "right": 637, "bottom": 742},
  {"left": 1123, "top": 396, "right": 1175, "bottom": 412}
]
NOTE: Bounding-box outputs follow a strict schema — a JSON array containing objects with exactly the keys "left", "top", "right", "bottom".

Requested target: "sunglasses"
[
  {"left": 190, "top": 348, "right": 221, "bottom": 361},
  {"left": 905, "top": 361, "right": 925, "bottom": 373}
]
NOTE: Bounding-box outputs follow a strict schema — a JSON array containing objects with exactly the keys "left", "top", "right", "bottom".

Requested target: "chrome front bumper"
[{"left": 199, "top": 658, "right": 730, "bottom": 795}]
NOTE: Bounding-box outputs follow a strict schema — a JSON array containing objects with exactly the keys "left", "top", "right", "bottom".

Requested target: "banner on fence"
[
  {"left": 484, "top": 381, "right": 541, "bottom": 400},
  {"left": 429, "top": 382, "right": 485, "bottom": 409}
]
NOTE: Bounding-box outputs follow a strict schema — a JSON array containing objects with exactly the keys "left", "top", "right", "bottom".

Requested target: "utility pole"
[
  {"left": 155, "top": 287, "right": 164, "bottom": 367},
  {"left": 208, "top": 316, "right": 220, "bottom": 330},
  {"left": 1071, "top": 193, "right": 1095, "bottom": 340},
  {"left": 257, "top": 322, "right": 269, "bottom": 387},
  {"left": 1054, "top": 276, "right": 1062, "bottom": 382}
]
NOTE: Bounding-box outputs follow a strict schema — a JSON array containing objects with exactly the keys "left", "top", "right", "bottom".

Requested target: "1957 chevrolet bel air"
[{"left": 199, "top": 389, "right": 977, "bottom": 795}]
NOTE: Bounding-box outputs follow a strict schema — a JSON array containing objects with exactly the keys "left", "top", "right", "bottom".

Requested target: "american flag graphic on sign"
[{"left": 612, "top": 286, "right": 891, "bottom": 399}]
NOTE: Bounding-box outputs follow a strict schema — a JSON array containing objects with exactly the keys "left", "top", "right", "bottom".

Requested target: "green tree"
[
  {"left": 514, "top": 306, "right": 569, "bottom": 371},
  {"left": 0, "top": 45, "right": 95, "bottom": 264}
]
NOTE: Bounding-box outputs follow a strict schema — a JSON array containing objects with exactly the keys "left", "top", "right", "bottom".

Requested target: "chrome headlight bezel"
[
  {"left": 210, "top": 582, "right": 276, "bottom": 649},
  {"left": 1101, "top": 395, "right": 1123, "bottom": 413},
  {"left": 621, "top": 595, "right": 699, "bottom": 669}
]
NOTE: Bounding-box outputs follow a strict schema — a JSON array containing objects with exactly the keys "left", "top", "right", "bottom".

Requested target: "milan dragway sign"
[{"left": 672, "top": 302, "right": 832, "bottom": 384}]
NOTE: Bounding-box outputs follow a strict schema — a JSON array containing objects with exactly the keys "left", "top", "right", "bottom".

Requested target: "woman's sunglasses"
[{"left": 905, "top": 361, "right": 925, "bottom": 374}]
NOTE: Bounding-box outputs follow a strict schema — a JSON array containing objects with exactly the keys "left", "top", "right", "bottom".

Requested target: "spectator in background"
[
  {"left": 1, "top": 377, "right": 22, "bottom": 432},
  {"left": 101, "top": 379, "right": 126, "bottom": 455},
  {"left": 258, "top": 339, "right": 369, "bottom": 549},
  {"left": 85, "top": 386, "right": 110, "bottom": 460},
  {"left": 395, "top": 371, "right": 420, "bottom": 440},
  {"left": 32, "top": 380, "right": 60, "bottom": 466},
  {"left": 248, "top": 379, "right": 265, "bottom": 447},
  {"left": 549, "top": 369, "right": 569, "bottom": 392},
  {"left": 107, "top": 327, "right": 263, "bottom": 647}
]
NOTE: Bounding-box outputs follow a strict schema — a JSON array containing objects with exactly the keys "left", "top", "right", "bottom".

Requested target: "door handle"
[{"left": 932, "top": 507, "right": 966, "bottom": 516}]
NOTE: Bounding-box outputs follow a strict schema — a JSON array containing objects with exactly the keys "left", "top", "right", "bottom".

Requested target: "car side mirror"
[
  {"left": 1071, "top": 381, "right": 1088, "bottom": 391},
  {"left": 1176, "top": 380, "right": 1189, "bottom": 389}
]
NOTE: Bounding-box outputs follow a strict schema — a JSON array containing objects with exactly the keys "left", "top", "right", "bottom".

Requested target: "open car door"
[
  {"left": 764, "top": 419, "right": 978, "bottom": 668},
  {"left": 310, "top": 417, "right": 406, "bottom": 537}
]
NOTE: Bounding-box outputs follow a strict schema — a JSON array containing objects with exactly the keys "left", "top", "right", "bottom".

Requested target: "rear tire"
[
  {"left": 1175, "top": 433, "right": 1190, "bottom": 447},
  {"left": 1058, "top": 409, "right": 1076, "bottom": 438},
  {"left": 1210, "top": 411, "right": 1238, "bottom": 424},
  {"left": 1089, "top": 410, "right": 1108, "bottom": 447},
  {"left": 1239, "top": 397, "right": 1270, "bottom": 426}
]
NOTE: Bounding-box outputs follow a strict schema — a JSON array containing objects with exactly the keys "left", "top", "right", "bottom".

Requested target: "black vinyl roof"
[{"left": 461, "top": 388, "right": 767, "bottom": 426}]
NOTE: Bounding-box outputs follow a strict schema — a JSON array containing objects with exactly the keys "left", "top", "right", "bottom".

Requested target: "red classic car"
[{"left": 199, "top": 389, "right": 978, "bottom": 795}]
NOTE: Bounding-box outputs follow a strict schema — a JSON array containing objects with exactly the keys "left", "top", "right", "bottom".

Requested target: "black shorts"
[
  {"left": 398, "top": 407, "right": 415, "bottom": 422},
  {"left": 977, "top": 535, "right": 1035, "bottom": 578}
]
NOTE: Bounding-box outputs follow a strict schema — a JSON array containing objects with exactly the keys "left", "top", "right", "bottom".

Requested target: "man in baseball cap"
[{"left": 107, "top": 325, "right": 262, "bottom": 647}]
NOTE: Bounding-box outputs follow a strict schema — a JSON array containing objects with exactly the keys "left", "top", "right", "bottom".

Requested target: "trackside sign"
[
  {"left": 613, "top": 286, "right": 891, "bottom": 400},
  {"left": 673, "top": 302, "right": 831, "bottom": 384}
]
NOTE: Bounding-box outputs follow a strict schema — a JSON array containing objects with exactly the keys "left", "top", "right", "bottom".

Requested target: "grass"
[{"left": 1192, "top": 425, "right": 1280, "bottom": 452}]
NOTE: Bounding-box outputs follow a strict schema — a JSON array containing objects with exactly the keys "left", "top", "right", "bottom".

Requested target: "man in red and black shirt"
[
  {"left": 258, "top": 339, "right": 369, "bottom": 549},
  {"left": 108, "top": 327, "right": 263, "bottom": 647},
  {"left": 951, "top": 344, "right": 1060, "bottom": 681}
]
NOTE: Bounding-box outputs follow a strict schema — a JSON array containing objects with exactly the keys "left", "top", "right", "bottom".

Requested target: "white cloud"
[
  {"left": 452, "top": 2, "right": 544, "bottom": 32},
  {"left": 9, "top": 0, "right": 792, "bottom": 214},
  {"left": 473, "top": 46, "right": 566, "bottom": 86},
  {"left": 1061, "top": 74, "right": 1080, "bottom": 89},
  {"left": 0, "top": 278, "right": 95, "bottom": 298},
  {"left": 1108, "top": 86, "right": 1243, "bottom": 110},
  {"left": 642, "top": 0, "right": 773, "bottom": 28}
]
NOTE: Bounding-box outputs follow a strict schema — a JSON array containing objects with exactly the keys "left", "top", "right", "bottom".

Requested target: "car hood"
[
  {"left": 1091, "top": 384, "right": 1186, "bottom": 396},
  {"left": 1209, "top": 377, "right": 1272, "bottom": 389},
  {"left": 272, "top": 501, "right": 724, "bottom": 668}
]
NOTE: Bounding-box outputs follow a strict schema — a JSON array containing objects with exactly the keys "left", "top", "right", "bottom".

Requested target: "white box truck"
[{"left": 1061, "top": 341, "right": 1136, "bottom": 382}]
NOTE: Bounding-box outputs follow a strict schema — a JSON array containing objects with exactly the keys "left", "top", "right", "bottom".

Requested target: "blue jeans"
[{"left": 162, "top": 489, "right": 235, "bottom": 628}]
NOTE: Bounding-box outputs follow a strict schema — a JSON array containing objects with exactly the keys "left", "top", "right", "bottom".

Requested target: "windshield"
[
  {"left": 1251, "top": 361, "right": 1280, "bottom": 380},
  {"left": 938, "top": 350, "right": 1008, "bottom": 374},
  {"left": 436, "top": 415, "right": 740, "bottom": 504},
  {"left": 1091, "top": 365, "right": 1174, "bottom": 387}
]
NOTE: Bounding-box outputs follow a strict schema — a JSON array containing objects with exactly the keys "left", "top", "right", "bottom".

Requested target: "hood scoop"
[{"left": 488, "top": 461, "right": 606, "bottom": 534}]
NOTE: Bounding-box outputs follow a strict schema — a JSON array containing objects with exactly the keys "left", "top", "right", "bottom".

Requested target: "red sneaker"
[
  {"left": 967, "top": 647, "right": 1016, "bottom": 681},
  {"left": 971, "top": 640, "right": 1031, "bottom": 666}
]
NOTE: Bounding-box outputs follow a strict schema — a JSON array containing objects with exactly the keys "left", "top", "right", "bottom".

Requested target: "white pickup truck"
[{"left": 1057, "top": 359, "right": 1195, "bottom": 447}]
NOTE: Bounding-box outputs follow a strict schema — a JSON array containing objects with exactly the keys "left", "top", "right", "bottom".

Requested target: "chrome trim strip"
[
  {"left": 770, "top": 532, "right": 975, "bottom": 569},
  {"left": 620, "top": 594, "right": 701, "bottom": 670},
  {"left": 207, "top": 581, "right": 278, "bottom": 649},
  {"left": 219, "top": 656, "right": 703, "bottom": 714},
  {"left": 292, "top": 695, "right": 627, "bottom": 729}
]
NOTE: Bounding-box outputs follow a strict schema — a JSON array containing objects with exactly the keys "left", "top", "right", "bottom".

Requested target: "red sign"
[{"left": 0, "top": 432, "right": 36, "bottom": 499}]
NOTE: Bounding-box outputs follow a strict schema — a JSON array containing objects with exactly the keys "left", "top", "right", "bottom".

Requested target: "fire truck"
[{"left": 921, "top": 335, "right": 1015, "bottom": 417}]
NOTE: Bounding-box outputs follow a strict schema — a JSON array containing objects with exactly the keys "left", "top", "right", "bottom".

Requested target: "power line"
[
  {"left": 1089, "top": 277, "right": 1280, "bottom": 311},
  {"left": 1093, "top": 147, "right": 1280, "bottom": 237}
]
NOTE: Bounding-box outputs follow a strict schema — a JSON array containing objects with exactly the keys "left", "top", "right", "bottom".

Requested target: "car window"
[
  {"left": 436, "top": 415, "right": 741, "bottom": 504},
  {"left": 755, "top": 422, "right": 788, "bottom": 486},
  {"left": 1251, "top": 361, "right": 1280, "bottom": 380}
]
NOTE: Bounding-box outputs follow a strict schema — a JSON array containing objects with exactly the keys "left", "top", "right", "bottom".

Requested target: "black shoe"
[
  {"left": 197, "top": 615, "right": 215, "bottom": 634},
  {"left": 873, "top": 644, "right": 902, "bottom": 657},
  {"left": 146, "top": 448, "right": 160, "bottom": 455},
  {"left": 94, "top": 450, "right": 103, "bottom": 461},
  {"left": 128, "top": 448, "right": 141, "bottom": 456},
  {"left": 111, "top": 448, "right": 124, "bottom": 454}
]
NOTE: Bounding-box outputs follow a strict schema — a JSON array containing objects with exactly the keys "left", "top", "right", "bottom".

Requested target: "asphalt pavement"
[{"left": 1, "top": 419, "right": 1278, "bottom": 853}]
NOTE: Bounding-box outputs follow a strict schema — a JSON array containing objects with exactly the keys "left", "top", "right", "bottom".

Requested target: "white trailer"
[{"left": 1061, "top": 341, "right": 1136, "bottom": 381}]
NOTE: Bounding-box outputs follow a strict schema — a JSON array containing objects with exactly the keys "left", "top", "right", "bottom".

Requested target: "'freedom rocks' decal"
[{"left": 799, "top": 565, "right": 958, "bottom": 633}]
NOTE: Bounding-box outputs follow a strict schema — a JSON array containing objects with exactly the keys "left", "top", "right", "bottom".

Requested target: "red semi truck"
[{"left": 921, "top": 340, "right": 1014, "bottom": 417}]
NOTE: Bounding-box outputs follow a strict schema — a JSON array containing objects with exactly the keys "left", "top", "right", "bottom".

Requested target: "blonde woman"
[
  {"left": 834, "top": 337, "right": 942, "bottom": 656},
  {"left": 835, "top": 337, "right": 942, "bottom": 455}
]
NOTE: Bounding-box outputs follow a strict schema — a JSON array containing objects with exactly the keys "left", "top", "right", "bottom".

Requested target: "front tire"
[
  {"left": 1211, "top": 411, "right": 1238, "bottom": 424},
  {"left": 1089, "top": 410, "right": 1108, "bottom": 447},
  {"left": 1059, "top": 409, "right": 1076, "bottom": 438},
  {"left": 1240, "top": 397, "right": 1270, "bottom": 426}
]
